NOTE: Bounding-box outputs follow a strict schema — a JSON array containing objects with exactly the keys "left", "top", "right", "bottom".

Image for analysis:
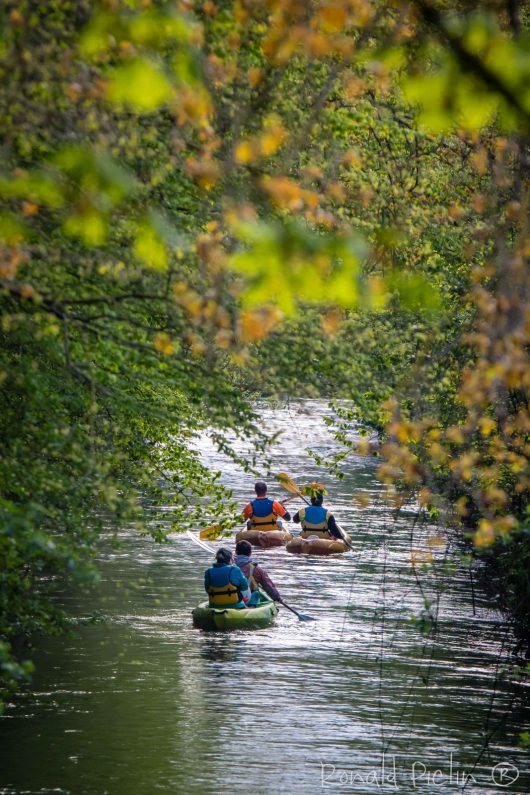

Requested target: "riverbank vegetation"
[{"left": 1, "top": 0, "right": 529, "bottom": 705}]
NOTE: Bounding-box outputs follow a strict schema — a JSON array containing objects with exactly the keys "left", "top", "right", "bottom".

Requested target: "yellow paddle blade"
[
  {"left": 200, "top": 524, "right": 224, "bottom": 540},
  {"left": 276, "top": 472, "right": 302, "bottom": 495},
  {"left": 276, "top": 473, "right": 329, "bottom": 499}
]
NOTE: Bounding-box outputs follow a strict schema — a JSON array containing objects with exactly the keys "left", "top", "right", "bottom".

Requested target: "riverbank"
[{"left": 478, "top": 533, "right": 530, "bottom": 657}]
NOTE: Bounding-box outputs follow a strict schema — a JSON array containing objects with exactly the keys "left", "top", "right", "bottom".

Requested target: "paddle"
[
  {"left": 199, "top": 494, "right": 299, "bottom": 540},
  {"left": 186, "top": 531, "right": 316, "bottom": 621},
  {"left": 200, "top": 524, "right": 230, "bottom": 540},
  {"left": 187, "top": 530, "right": 216, "bottom": 553},
  {"left": 276, "top": 472, "right": 354, "bottom": 550},
  {"left": 276, "top": 472, "right": 311, "bottom": 505},
  {"left": 278, "top": 599, "right": 316, "bottom": 622},
  {"left": 200, "top": 516, "right": 251, "bottom": 540}
]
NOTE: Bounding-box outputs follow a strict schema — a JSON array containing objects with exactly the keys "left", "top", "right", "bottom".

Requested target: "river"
[{"left": 0, "top": 401, "right": 528, "bottom": 795}]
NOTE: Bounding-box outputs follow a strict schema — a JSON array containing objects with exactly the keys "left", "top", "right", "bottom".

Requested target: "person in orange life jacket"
[
  {"left": 204, "top": 547, "right": 250, "bottom": 609},
  {"left": 292, "top": 493, "right": 342, "bottom": 539},
  {"left": 242, "top": 480, "right": 291, "bottom": 531},
  {"left": 234, "top": 540, "right": 281, "bottom": 606}
]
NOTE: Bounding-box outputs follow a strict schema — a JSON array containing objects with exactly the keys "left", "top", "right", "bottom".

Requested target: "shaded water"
[{"left": 1, "top": 401, "right": 529, "bottom": 795}]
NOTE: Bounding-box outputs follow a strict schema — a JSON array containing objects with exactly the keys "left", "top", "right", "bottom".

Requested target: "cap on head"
[
  {"left": 216, "top": 547, "right": 232, "bottom": 564},
  {"left": 254, "top": 481, "right": 267, "bottom": 496},
  {"left": 236, "top": 540, "right": 252, "bottom": 556}
]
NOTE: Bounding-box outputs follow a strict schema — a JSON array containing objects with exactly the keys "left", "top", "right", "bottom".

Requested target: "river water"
[{"left": 1, "top": 401, "right": 529, "bottom": 795}]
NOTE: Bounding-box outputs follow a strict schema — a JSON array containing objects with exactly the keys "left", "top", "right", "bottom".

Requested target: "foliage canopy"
[{"left": 1, "top": 0, "right": 529, "bottom": 700}]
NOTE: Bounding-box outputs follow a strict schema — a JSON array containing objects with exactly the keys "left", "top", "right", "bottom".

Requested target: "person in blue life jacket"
[
  {"left": 292, "top": 492, "right": 342, "bottom": 540},
  {"left": 242, "top": 480, "right": 291, "bottom": 532},
  {"left": 204, "top": 547, "right": 249, "bottom": 609}
]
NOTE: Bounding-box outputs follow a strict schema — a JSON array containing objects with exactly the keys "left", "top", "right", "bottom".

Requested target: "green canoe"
[{"left": 192, "top": 592, "right": 279, "bottom": 631}]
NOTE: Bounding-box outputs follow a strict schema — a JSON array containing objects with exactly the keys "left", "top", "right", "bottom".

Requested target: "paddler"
[
  {"left": 204, "top": 547, "right": 249, "bottom": 609},
  {"left": 234, "top": 540, "right": 282, "bottom": 605},
  {"left": 292, "top": 492, "right": 343, "bottom": 540},
  {"left": 242, "top": 480, "right": 291, "bottom": 531}
]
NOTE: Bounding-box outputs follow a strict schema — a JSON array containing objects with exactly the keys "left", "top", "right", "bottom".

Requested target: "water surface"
[{"left": 1, "top": 401, "right": 528, "bottom": 795}]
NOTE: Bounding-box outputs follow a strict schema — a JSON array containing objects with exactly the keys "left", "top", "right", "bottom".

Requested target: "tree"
[{"left": 1, "top": 0, "right": 529, "bottom": 702}]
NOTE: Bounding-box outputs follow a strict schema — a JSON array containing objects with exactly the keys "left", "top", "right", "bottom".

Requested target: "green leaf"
[
  {"left": 63, "top": 210, "right": 108, "bottom": 245},
  {"left": 134, "top": 221, "right": 168, "bottom": 271},
  {"left": 386, "top": 271, "right": 442, "bottom": 314},
  {"left": 0, "top": 212, "right": 26, "bottom": 245},
  {"left": 228, "top": 219, "right": 367, "bottom": 313},
  {"left": 107, "top": 59, "right": 174, "bottom": 112},
  {"left": 0, "top": 171, "right": 63, "bottom": 208}
]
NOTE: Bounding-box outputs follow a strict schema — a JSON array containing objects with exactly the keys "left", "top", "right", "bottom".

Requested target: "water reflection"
[{"left": 198, "top": 637, "right": 246, "bottom": 665}]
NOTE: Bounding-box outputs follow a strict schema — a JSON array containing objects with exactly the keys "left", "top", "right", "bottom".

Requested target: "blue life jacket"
[
  {"left": 251, "top": 498, "right": 274, "bottom": 517},
  {"left": 205, "top": 563, "right": 247, "bottom": 608},
  {"left": 299, "top": 505, "right": 332, "bottom": 538},
  {"left": 303, "top": 505, "right": 328, "bottom": 526},
  {"left": 249, "top": 497, "right": 278, "bottom": 531}
]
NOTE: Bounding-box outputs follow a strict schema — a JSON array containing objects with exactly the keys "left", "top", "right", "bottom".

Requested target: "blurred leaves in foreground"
[{"left": 1, "top": 0, "right": 530, "bottom": 699}]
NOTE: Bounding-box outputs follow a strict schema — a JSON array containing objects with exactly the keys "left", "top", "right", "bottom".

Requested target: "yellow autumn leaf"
[
  {"left": 234, "top": 140, "right": 254, "bottom": 164},
  {"left": 473, "top": 519, "right": 495, "bottom": 548},
  {"left": 261, "top": 175, "right": 321, "bottom": 212},
  {"left": 175, "top": 86, "right": 213, "bottom": 128},
  {"left": 455, "top": 496, "right": 469, "bottom": 517},
  {"left": 448, "top": 204, "right": 465, "bottom": 219},
  {"left": 479, "top": 417, "right": 496, "bottom": 436},
  {"left": 396, "top": 424, "right": 412, "bottom": 443},
  {"left": 353, "top": 493, "right": 370, "bottom": 508},
  {"left": 176, "top": 287, "right": 203, "bottom": 319},
  {"left": 248, "top": 67, "right": 261, "bottom": 86},
  {"left": 319, "top": 4, "right": 348, "bottom": 32},
  {"left": 322, "top": 307, "right": 342, "bottom": 335},
  {"left": 188, "top": 333, "right": 207, "bottom": 356},
  {"left": 238, "top": 306, "right": 283, "bottom": 342},
  {"left": 342, "top": 148, "right": 362, "bottom": 168},
  {"left": 472, "top": 193, "right": 487, "bottom": 213},
  {"left": 418, "top": 487, "right": 431, "bottom": 507},
  {"left": 356, "top": 439, "right": 371, "bottom": 456},
  {"left": 343, "top": 75, "right": 366, "bottom": 100},
  {"left": 426, "top": 534, "right": 445, "bottom": 548},
  {"left": 230, "top": 348, "right": 250, "bottom": 366},
  {"left": 411, "top": 549, "right": 434, "bottom": 567},
  {"left": 185, "top": 158, "right": 220, "bottom": 190},
  {"left": 470, "top": 148, "right": 489, "bottom": 175},
  {"left": 154, "top": 332, "right": 174, "bottom": 355},
  {"left": 307, "top": 482, "right": 327, "bottom": 493},
  {"left": 258, "top": 124, "right": 288, "bottom": 157},
  {"left": 202, "top": 1, "right": 218, "bottom": 17},
  {"left": 21, "top": 201, "right": 39, "bottom": 217},
  {"left": 214, "top": 329, "right": 232, "bottom": 349},
  {"left": 19, "top": 283, "right": 36, "bottom": 300},
  {"left": 484, "top": 486, "right": 508, "bottom": 506},
  {"left": 446, "top": 426, "right": 465, "bottom": 444}
]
